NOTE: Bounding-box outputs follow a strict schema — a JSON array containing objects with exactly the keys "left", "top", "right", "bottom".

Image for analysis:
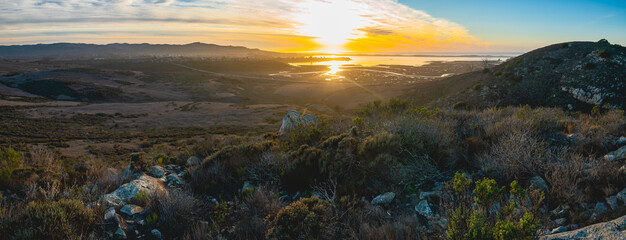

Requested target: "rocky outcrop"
[
  {"left": 279, "top": 110, "right": 318, "bottom": 133},
  {"left": 102, "top": 175, "right": 163, "bottom": 207},
  {"left": 436, "top": 40, "right": 626, "bottom": 111},
  {"left": 540, "top": 215, "right": 626, "bottom": 240}
]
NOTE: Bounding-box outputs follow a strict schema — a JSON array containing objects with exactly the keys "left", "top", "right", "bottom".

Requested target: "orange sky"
[{"left": 2, "top": 0, "right": 624, "bottom": 53}]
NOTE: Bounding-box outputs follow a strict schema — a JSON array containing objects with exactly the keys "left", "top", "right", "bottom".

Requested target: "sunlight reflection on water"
[{"left": 291, "top": 54, "right": 516, "bottom": 80}]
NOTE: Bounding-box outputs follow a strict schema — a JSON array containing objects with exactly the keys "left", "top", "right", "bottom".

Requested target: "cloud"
[{"left": 0, "top": 0, "right": 487, "bottom": 52}]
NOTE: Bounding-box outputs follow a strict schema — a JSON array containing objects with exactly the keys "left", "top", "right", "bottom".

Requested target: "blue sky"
[
  {"left": 1, "top": 0, "right": 624, "bottom": 52},
  {"left": 399, "top": 0, "right": 626, "bottom": 50}
]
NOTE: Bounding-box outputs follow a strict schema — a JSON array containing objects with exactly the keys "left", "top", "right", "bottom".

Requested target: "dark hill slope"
[{"left": 408, "top": 40, "right": 626, "bottom": 111}]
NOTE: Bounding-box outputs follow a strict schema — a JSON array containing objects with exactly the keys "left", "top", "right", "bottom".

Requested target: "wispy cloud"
[{"left": 0, "top": 0, "right": 487, "bottom": 52}]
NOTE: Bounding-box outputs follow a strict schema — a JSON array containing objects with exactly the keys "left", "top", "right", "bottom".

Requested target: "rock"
[
  {"left": 540, "top": 215, "right": 626, "bottom": 240},
  {"left": 616, "top": 188, "right": 626, "bottom": 206},
  {"left": 604, "top": 145, "right": 626, "bottom": 161},
  {"left": 527, "top": 176, "right": 549, "bottom": 192},
  {"left": 371, "top": 192, "right": 395, "bottom": 205},
  {"left": 120, "top": 165, "right": 133, "bottom": 179},
  {"left": 114, "top": 227, "right": 127, "bottom": 239},
  {"left": 242, "top": 181, "right": 254, "bottom": 194},
  {"left": 606, "top": 196, "right": 619, "bottom": 210},
  {"left": 415, "top": 200, "right": 433, "bottom": 216},
  {"left": 301, "top": 114, "right": 318, "bottom": 125},
  {"left": 279, "top": 110, "right": 318, "bottom": 133},
  {"left": 104, "top": 207, "right": 117, "bottom": 220},
  {"left": 614, "top": 136, "right": 626, "bottom": 146},
  {"left": 151, "top": 229, "right": 163, "bottom": 240},
  {"left": 147, "top": 166, "right": 166, "bottom": 178},
  {"left": 102, "top": 175, "right": 163, "bottom": 207},
  {"left": 114, "top": 213, "right": 127, "bottom": 229},
  {"left": 103, "top": 194, "right": 124, "bottom": 208},
  {"left": 551, "top": 226, "right": 568, "bottom": 234},
  {"left": 120, "top": 204, "right": 144, "bottom": 216},
  {"left": 554, "top": 218, "right": 567, "bottom": 226},
  {"left": 166, "top": 174, "right": 183, "bottom": 185},
  {"left": 594, "top": 202, "right": 609, "bottom": 214},
  {"left": 187, "top": 156, "right": 201, "bottom": 166}
]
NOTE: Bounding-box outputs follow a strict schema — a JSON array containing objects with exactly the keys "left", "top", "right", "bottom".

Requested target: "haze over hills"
[{"left": 0, "top": 42, "right": 297, "bottom": 59}]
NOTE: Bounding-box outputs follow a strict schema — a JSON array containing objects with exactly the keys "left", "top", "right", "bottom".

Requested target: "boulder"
[
  {"left": 102, "top": 175, "right": 163, "bottom": 207},
  {"left": 147, "top": 166, "right": 166, "bottom": 178},
  {"left": 187, "top": 156, "right": 201, "bottom": 166},
  {"left": 604, "top": 145, "right": 626, "bottom": 161},
  {"left": 371, "top": 192, "right": 395, "bottom": 205},
  {"left": 554, "top": 218, "right": 567, "bottom": 226},
  {"left": 527, "top": 176, "right": 549, "bottom": 192},
  {"left": 540, "top": 215, "right": 626, "bottom": 240},
  {"left": 120, "top": 204, "right": 144, "bottom": 216},
  {"left": 279, "top": 110, "right": 318, "bottom": 133},
  {"left": 415, "top": 200, "right": 433, "bottom": 216}
]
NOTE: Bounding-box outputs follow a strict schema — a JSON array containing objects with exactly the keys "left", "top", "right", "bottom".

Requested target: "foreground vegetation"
[{"left": 1, "top": 99, "right": 625, "bottom": 239}]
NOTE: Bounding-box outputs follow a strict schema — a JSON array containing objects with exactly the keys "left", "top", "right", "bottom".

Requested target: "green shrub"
[
  {"left": 473, "top": 178, "right": 504, "bottom": 208},
  {"left": 266, "top": 197, "right": 331, "bottom": 240},
  {"left": 0, "top": 147, "right": 22, "bottom": 188},
  {"left": 445, "top": 172, "right": 542, "bottom": 240},
  {"left": 352, "top": 117, "right": 365, "bottom": 125},
  {"left": 598, "top": 49, "right": 610, "bottom": 58},
  {"left": 482, "top": 68, "right": 490, "bottom": 74},
  {"left": 472, "top": 83, "right": 483, "bottom": 91},
  {"left": 0, "top": 199, "right": 95, "bottom": 240}
]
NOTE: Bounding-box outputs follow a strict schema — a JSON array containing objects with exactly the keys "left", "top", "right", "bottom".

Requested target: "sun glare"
[{"left": 293, "top": 0, "right": 369, "bottom": 53}]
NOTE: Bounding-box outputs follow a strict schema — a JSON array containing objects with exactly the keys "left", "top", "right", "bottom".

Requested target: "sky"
[{"left": 1, "top": 0, "right": 625, "bottom": 53}]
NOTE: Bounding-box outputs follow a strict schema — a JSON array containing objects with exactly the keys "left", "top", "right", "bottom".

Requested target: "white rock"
[
  {"left": 371, "top": 192, "right": 395, "bottom": 205},
  {"left": 415, "top": 200, "right": 433, "bottom": 216}
]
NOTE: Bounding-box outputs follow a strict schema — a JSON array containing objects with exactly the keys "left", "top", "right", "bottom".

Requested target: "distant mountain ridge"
[{"left": 0, "top": 42, "right": 295, "bottom": 59}]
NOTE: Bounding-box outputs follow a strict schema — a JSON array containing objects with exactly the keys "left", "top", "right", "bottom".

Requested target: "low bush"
[
  {"left": 266, "top": 197, "right": 332, "bottom": 240},
  {"left": 0, "top": 199, "right": 96, "bottom": 240},
  {"left": 148, "top": 188, "right": 200, "bottom": 237},
  {"left": 0, "top": 147, "right": 22, "bottom": 188}
]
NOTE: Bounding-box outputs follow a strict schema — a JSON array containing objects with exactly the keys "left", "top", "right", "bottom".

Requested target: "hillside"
[
  {"left": 0, "top": 42, "right": 295, "bottom": 59},
  {"left": 410, "top": 39, "right": 626, "bottom": 111}
]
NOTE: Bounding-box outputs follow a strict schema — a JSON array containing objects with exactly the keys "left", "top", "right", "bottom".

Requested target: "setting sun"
[{"left": 292, "top": 0, "right": 369, "bottom": 53}]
